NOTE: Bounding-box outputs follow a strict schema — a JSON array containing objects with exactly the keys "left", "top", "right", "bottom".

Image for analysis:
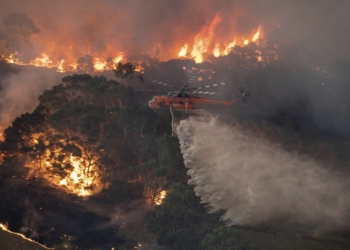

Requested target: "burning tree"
[{"left": 1, "top": 74, "right": 181, "bottom": 200}]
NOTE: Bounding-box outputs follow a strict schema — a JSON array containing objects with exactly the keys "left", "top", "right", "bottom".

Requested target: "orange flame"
[
  {"left": 178, "top": 44, "right": 188, "bottom": 57},
  {"left": 2, "top": 53, "right": 124, "bottom": 73},
  {"left": 213, "top": 44, "right": 220, "bottom": 57},
  {"left": 57, "top": 59, "right": 65, "bottom": 72},
  {"left": 224, "top": 40, "right": 236, "bottom": 55},
  {"left": 57, "top": 156, "right": 100, "bottom": 196},
  {"left": 190, "top": 13, "right": 222, "bottom": 63},
  {"left": 31, "top": 53, "right": 53, "bottom": 67},
  {"left": 113, "top": 55, "right": 123, "bottom": 64},
  {"left": 26, "top": 134, "right": 103, "bottom": 197},
  {"left": 252, "top": 26, "right": 261, "bottom": 42},
  {"left": 93, "top": 58, "right": 107, "bottom": 71},
  {"left": 177, "top": 14, "right": 263, "bottom": 62},
  {"left": 154, "top": 190, "right": 167, "bottom": 205},
  {"left": 1, "top": 14, "right": 264, "bottom": 70}
]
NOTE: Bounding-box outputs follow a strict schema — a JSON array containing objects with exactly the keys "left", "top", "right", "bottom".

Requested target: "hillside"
[
  {"left": 1, "top": 47, "right": 350, "bottom": 249},
  {"left": 0, "top": 225, "right": 52, "bottom": 250}
]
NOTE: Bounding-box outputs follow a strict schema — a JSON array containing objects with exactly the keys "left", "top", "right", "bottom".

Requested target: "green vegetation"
[
  {"left": 148, "top": 183, "right": 222, "bottom": 249},
  {"left": 202, "top": 227, "right": 248, "bottom": 250}
]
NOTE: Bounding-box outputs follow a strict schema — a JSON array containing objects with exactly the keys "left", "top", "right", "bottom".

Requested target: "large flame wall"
[
  {"left": 0, "top": 0, "right": 272, "bottom": 70},
  {"left": 0, "top": 1, "right": 349, "bottom": 69}
]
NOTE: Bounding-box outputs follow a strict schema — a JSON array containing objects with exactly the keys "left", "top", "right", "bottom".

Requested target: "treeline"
[
  {"left": 0, "top": 71, "right": 251, "bottom": 249},
  {"left": 0, "top": 73, "right": 191, "bottom": 249},
  {"left": 1, "top": 74, "right": 189, "bottom": 199}
]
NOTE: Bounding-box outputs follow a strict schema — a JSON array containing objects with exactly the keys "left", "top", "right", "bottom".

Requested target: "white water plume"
[{"left": 177, "top": 115, "right": 350, "bottom": 230}]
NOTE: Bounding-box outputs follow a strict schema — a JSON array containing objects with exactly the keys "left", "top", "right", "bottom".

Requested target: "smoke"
[
  {"left": 20, "top": 199, "right": 42, "bottom": 238},
  {"left": 177, "top": 114, "right": 350, "bottom": 231},
  {"left": 111, "top": 200, "right": 154, "bottom": 226},
  {"left": 0, "top": 0, "right": 348, "bottom": 62},
  {"left": 0, "top": 13, "right": 40, "bottom": 60},
  {"left": 0, "top": 68, "right": 63, "bottom": 130},
  {"left": 109, "top": 200, "right": 173, "bottom": 249}
]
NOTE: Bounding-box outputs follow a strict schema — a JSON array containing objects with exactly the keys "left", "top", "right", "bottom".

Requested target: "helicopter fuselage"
[
  {"left": 148, "top": 93, "right": 243, "bottom": 111},
  {"left": 148, "top": 95, "right": 195, "bottom": 110}
]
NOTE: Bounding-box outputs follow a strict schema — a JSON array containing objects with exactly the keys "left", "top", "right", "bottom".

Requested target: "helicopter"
[{"left": 148, "top": 82, "right": 249, "bottom": 118}]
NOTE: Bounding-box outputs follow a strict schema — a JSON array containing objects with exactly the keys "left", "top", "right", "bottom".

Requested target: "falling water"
[{"left": 177, "top": 114, "right": 350, "bottom": 231}]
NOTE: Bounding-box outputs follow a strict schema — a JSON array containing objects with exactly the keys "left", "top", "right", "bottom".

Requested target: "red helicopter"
[
  {"left": 148, "top": 82, "right": 248, "bottom": 118},
  {"left": 148, "top": 82, "right": 250, "bottom": 136}
]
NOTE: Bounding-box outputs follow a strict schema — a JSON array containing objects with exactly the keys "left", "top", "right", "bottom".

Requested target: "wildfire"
[
  {"left": 93, "top": 58, "right": 107, "bottom": 71},
  {"left": 179, "top": 15, "right": 263, "bottom": 62},
  {"left": 0, "top": 12, "right": 265, "bottom": 70},
  {"left": 113, "top": 55, "right": 123, "bottom": 64},
  {"left": 154, "top": 190, "right": 167, "bottom": 205},
  {"left": 178, "top": 44, "right": 188, "bottom": 57},
  {"left": 4, "top": 53, "right": 18, "bottom": 63},
  {"left": 213, "top": 44, "right": 220, "bottom": 58},
  {"left": 223, "top": 40, "right": 236, "bottom": 55},
  {"left": 27, "top": 135, "right": 103, "bottom": 197},
  {"left": 252, "top": 26, "right": 261, "bottom": 42},
  {"left": 57, "top": 156, "right": 100, "bottom": 196},
  {"left": 212, "top": 27, "right": 262, "bottom": 58},
  {"left": 0, "top": 223, "right": 53, "bottom": 249},
  {"left": 190, "top": 13, "right": 222, "bottom": 63},
  {"left": 2, "top": 53, "right": 125, "bottom": 73},
  {"left": 57, "top": 59, "right": 65, "bottom": 73},
  {"left": 31, "top": 53, "right": 53, "bottom": 67}
]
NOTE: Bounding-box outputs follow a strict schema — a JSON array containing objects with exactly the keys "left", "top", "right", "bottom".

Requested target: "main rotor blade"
[
  {"left": 191, "top": 91, "right": 217, "bottom": 95},
  {"left": 150, "top": 80, "right": 175, "bottom": 88},
  {"left": 187, "top": 81, "right": 231, "bottom": 91},
  {"left": 187, "top": 75, "right": 198, "bottom": 84},
  {"left": 138, "top": 89, "right": 164, "bottom": 92}
]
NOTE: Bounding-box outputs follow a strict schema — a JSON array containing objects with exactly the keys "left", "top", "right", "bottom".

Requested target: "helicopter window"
[{"left": 168, "top": 92, "right": 179, "bottom": 97}]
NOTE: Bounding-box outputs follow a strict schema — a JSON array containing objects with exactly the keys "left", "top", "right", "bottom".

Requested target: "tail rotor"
[{"left": 236, "top": 85, "right": 252, "bottom": 106}]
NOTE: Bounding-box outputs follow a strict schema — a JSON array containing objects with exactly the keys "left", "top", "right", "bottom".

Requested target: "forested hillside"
[
  {"left": 0, "top": 71, "right": 191, "bottom": 248},
  {"left": 1, "top": 43, "right": 350, "bottom": 249}
]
